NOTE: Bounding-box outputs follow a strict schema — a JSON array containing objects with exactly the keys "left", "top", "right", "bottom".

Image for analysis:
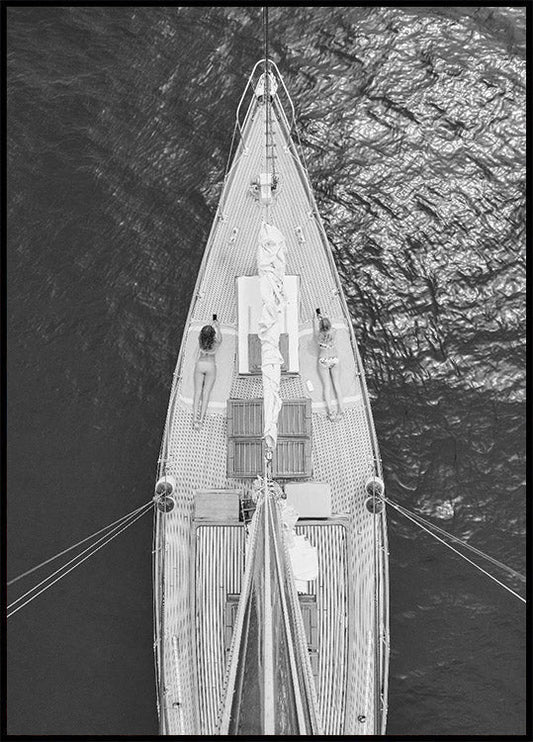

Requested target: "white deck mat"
[
  {"left": 298, "top": 321, "right": 363, "bottom": 412},
  {"left": 177, "top": 322, "right": 236, "bottom": 414},
  {"left": 237, "top": 275, "right": 299, "bottom": 374}
]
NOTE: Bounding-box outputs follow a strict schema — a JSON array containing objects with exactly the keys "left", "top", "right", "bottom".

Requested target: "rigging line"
[
  {"left": 264, "top": 6, "right": 269, "bottom": 109},
  {"left": 387, "top": 498, "right": 526, "bottom": 583},
  {"left": 7, "top": 502, "right": 154, "bottom": 611},
  {"left": 383, "top": 498, "right": 526, "bottom": 605},
  {"left": 264, "top": 7, "right": 271, "bottom": 184},
  {"left": 263, "top": 6, "right": 268, "bottom": 75},
  {"left": 266, "top": 499, "right": 307, "bottom": 732},
  {"left": 7, "top": 501, "right": 153, "bottom": 587},
  {"left": 265, "top": 8, "right": 277, "bottom": 186},
  {"left": 7, "top": 505, "right": 153, "bottom": 619}
]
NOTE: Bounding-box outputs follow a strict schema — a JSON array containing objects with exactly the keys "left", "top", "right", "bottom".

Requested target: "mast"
[
  {"left": 217, "top": 25, "right": 322, "bottom": 728},
  {"left": 262, "top": 5, "right": 275, "bottom": 481},
  {"left": 217, "top": 487, "right": 322, "bottom": 734}
]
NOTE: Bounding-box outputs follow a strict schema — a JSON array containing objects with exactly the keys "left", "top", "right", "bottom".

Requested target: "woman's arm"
[
  {"left": 312, "top": 311, "right": 320, "bottom": 339},
  {"left": 213, "top": 319, "right": 223, "bottom": 346}
]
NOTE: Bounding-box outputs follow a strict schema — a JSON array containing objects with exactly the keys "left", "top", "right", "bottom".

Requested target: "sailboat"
[{"left": 152, "top": 58, "right": 389, "bottom": 735}]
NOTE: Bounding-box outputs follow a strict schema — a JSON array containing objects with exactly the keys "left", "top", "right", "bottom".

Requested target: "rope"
[
  {"left": 263, "top": 4, "right": 277, "bottom": 228},
  {"left": 265, "top": 7, "right": 276, "bottom": 184},
  {"left": 7, "top": 502, "right": 153, "bottom": 618},
  {"left": 264, "top": 6, "right": 269, "bottom": 95},
  {"left": 7, "top": 501, "right": 153, "bottom": 586},
  {"left": 8, "top": 501, "right": 153, "bottom": 610},
  {"left": 266, "top": 498, "right": 307, "bottom": 732},
  {"left": 264, "top": 7, "right": 271, "bottom": 193},
  {"left": 218, "top": 497, "right": 262, "bottom": 732},
  {"left": 388, "top": 499, "right": 526, "bottom": 583},
  {"left": 382, "top": 497, "right": 526, "bottom": 604}
]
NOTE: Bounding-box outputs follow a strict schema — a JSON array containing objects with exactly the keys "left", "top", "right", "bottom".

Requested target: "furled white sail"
[
  {"left": 280, "top": 501, "right": 319, "bottom": 591},
  {"left": 257, "top": 221, "right": 286, "bottom": 449}
]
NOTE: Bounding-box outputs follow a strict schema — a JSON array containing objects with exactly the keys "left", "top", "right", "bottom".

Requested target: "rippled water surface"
[{"left": 7, "top": 6, "right": 526, "bottom": 735}]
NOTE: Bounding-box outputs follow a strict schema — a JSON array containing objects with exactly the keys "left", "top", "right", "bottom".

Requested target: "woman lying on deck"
[
  {"left": 193, "top": 315, "right": 222, "bottom": 429},
  {"left": 313, "top": 308, "right": 344, "bottom": 421}
]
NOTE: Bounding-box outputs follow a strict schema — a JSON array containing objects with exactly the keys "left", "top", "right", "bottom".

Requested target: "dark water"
[{"left": 6, "top": 6, "right": 526, "bottom": 736}]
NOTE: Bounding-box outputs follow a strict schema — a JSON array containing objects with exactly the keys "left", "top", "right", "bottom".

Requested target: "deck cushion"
[
  {"left": 237, "top": 275, "right": 299, "bottom": 374},
  {"left": 194, "top": 489, "right": 240, "bottom": 521},
  {"left": 285, "top": 481, "right": 332, "bottom": 518}
]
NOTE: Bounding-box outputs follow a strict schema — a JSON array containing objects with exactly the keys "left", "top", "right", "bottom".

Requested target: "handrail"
[
  {"left": 373, "top": 490, "right": 381, "bottom": 734},
  {"left": 234, "top": 59, "right": 264, "bottom": 133},
  {"left": 171, "top": 635, "right": 184, "bottom": 734},
  {"left": 379, "top": 505, "right": 390, "bottom": 733},
  {"left": 234, "top": 59, "right": 297, "bottom": 145},
  {"left": 268, "top": 59, "right": 297, "bottom": 130}
]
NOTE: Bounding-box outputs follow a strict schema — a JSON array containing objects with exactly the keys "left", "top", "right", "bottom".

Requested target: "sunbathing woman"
[
  {"left": 193, "top": 315, "right": 222, "bottom": 429},
  {"left": 313, "top": 309, "right": 344, "bottom": 420}
]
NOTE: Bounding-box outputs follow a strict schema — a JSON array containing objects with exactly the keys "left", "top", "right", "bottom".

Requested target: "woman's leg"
[
  {"left": 193, "top": 365, "right": 205, "bottom": 423},
  {"left": 317, "top": 360, "right": 334, "bottom": 417},
  {"left": 330, "top": 363, "right": 344, "bottom": 414},
  {"left": 199, "top": 364, "right": 217, "bottom": 422}
]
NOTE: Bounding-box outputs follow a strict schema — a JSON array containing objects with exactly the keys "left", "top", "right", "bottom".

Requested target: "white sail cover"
[{"left": 257, "top": 221, "right": 286, "bottom": 449}]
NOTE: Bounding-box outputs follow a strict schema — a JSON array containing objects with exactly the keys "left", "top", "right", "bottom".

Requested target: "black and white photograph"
[{"left": 5, "top": 3, "right": 527, "bottom": 737}]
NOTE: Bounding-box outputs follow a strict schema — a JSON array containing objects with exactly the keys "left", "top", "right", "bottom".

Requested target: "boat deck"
[
  {"left": 193, "top": 519, "right": 348, "bottom": 733},
  {"left": 155, "top": 87, "right": 388, "bottom": 735}
]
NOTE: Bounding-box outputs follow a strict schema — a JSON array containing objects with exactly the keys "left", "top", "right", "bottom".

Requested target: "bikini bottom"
[
  {"left": 319, "top": 356, "right": 339, "bottom": 369},
  {"left": 197, "top": 358, "right": 216, "bottom": 374}
]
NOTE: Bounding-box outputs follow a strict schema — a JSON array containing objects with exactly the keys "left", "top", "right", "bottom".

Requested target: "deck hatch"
[{"left": 227, "top": 397, "right": 311, "bottom": 478}]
